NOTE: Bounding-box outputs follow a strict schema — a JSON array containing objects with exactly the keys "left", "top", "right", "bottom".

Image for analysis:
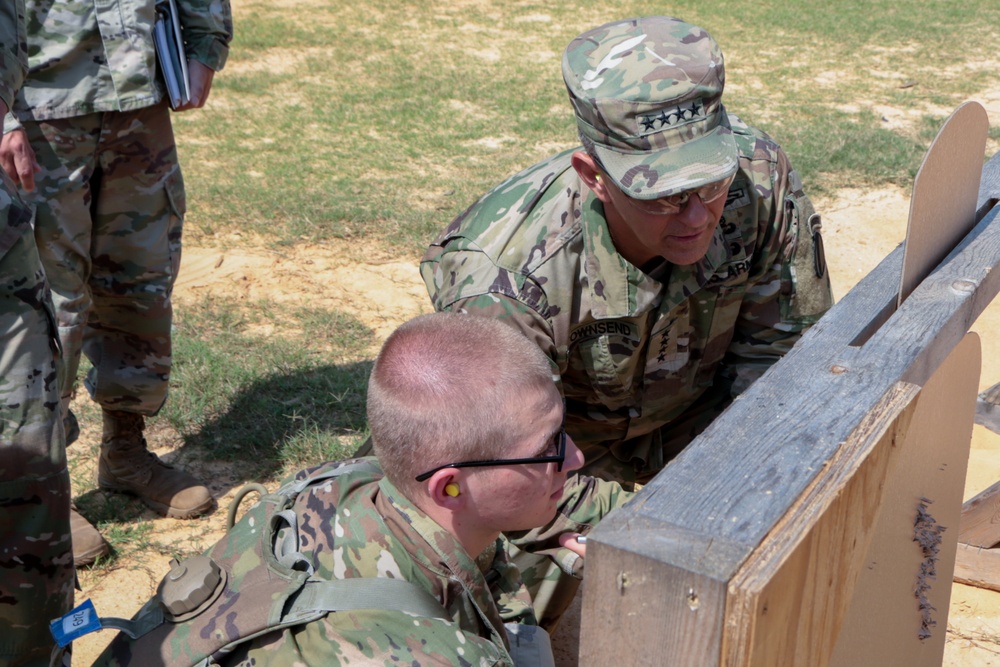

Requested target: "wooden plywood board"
[
  {"left": 828, "top": 333, "right": 980, "bottom": 666},
  {"left": 899, "top": 102, "right": 988, "bottom": 307},
  {"left": 721, "top": 334, "right": 979, "bottom": 667},
  {"left": 723, "top": 382, "right": 920, "bottom": 667}
]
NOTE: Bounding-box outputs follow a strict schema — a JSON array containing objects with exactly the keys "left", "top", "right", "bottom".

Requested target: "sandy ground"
[{"left": 65, "top": 184, "right": 1000, "bottom": 665}]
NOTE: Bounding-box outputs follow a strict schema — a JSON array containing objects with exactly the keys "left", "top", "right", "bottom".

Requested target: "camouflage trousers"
[
  {"left": 24, "top": 103, "right": 186, "bottom": 417},
  {"left": 0, "top": 208, "right": 74, "bottom": 667}
]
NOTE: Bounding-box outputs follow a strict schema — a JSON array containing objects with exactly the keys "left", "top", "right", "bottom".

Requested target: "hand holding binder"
[{"left": 153, "top": 0, "right": 190, "bottom": 109}]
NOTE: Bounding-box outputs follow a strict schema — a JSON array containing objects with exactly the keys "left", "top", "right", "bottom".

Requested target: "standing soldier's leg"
[
  {"left": 26, "top": 114, "right": 111, "bottom": 564},
  {"left": 84, "top": 104, "right": 211, "bottom": 517},
  {"left": 0, "top": 196, "right": 74, "bottom": 667},
  {"left": 26, "top": 116, "right": 102, "bottom": 429}
]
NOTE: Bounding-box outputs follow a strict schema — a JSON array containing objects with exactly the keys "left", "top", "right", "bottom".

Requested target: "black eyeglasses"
[{"left": 414, "top": 425, "right": 567, "bottom": 482}]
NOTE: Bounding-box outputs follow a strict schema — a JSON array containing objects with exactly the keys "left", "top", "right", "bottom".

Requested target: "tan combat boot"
[
  {"left": 70, "top": 504, "right": 109, "bottom": 567},
  {"left": 97, "top": 410, "right": 215, "bottom": 519}
]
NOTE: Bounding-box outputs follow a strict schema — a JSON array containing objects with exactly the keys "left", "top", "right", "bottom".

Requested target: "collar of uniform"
[
  {"left": 580, "top": 193, "right": 670, "bottom": 318},
  {"left": 658, "top": 223, "right": 731, "bottom": 312},
  {"left": 376, "top": 476, "right": 509, "bottom": 643},
  {"left": 581, "top": 189, "right": 734, "bottom": 317},
  {"left": 377, "top": 476, "right": 481, "bottom": 582}
]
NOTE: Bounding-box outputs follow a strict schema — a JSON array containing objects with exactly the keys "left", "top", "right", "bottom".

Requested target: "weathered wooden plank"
[
  {"left": 971, "top": 149, "right": 1000, "bottom": 437},
  {"left": 959, "top": 479, "right": 1000, "bottom": 548},
  {"left": 722, "top": 382, "right": 920, "bottom": 667},
  {"left": 579, "top": 519, "right": 734, "bottom": 667},
  {"left": 954, "top": 543, "right": 1000, "bottom": 593},
  {"left": 859, "top": 208, "right": 1000, "bottom": 387},
  {"left": 978, "top": 148, "right": 1000, "bottom": 218}
]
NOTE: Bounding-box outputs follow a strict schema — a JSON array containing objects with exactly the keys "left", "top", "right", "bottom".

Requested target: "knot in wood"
[{"left": 950, "top": 279, "right": 977, "bottom": 293}]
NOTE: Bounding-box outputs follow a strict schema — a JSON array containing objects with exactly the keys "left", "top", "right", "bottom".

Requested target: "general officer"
[{"left": 424, "top": 15, "right": 832, "bottom": 488}]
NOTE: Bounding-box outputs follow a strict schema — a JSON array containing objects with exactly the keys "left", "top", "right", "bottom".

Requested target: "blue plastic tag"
[{"left": 50, "top": 598, "right": 103, "bottom": 648}]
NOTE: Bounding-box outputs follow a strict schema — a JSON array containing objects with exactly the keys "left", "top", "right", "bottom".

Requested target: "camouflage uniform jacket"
[
  {"left": 423, "top": 116, "right": 833, "bottom": 474},
  {"left": 224, "top": 459, "right": 630, "bottom": 666},
  {"left": 4, "top": 0, "right": 232, "bottom": 131},
  {"left": 0, "top": 0, "right": 26, "bottom": 112}
]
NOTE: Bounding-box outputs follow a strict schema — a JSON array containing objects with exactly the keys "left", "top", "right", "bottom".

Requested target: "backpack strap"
[
  {"left": 229, "top": 459, "right": 388, "bottom": 576},
  {"left": 285, "top": 576, "right": 450, "bottom": 623},
  {"left": 193, "top": 576, "right": 452, "bottom": 665},
  {"left": 278, "top": 459, "right": 383, "bottom": 498}
]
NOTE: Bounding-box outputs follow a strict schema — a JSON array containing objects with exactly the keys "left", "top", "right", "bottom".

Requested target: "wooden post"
[{"left": 579, "top": 146, "right": 1000, "bottom": 665}]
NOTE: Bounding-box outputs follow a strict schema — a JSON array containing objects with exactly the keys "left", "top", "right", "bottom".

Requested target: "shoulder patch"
[{"left": 724, "top": 179, "right": 752, "bottom": 211}]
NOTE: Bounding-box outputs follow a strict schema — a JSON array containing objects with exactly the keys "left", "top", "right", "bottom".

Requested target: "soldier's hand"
[
  {"left": 558, "top": 532, "right": 587, "bottom": 559},
  {"left": 0, "top": 128, "right": 41, "bottom": 193},
  {"left": 174, "top": 60, "right": 216, "bottom": 111}
]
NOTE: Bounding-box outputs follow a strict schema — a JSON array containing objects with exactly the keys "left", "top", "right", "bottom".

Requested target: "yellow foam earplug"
[{"left": 445, "top": 483, "right": 461, "bottom": 497}]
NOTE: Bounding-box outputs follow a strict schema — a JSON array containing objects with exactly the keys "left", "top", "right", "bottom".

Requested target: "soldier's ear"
[
  {"left": 571, "top": 151, "right": 611, "bottom": 204},
  {"left": 426, "top": 470, "right": 465, "bottom": 510}
]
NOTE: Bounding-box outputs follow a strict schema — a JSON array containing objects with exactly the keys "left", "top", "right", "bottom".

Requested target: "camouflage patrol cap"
[{"left": 562, "top": 16, "right": 738, "bottom": 200}]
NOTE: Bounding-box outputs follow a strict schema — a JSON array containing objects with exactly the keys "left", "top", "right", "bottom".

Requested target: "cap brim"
[{"left": 592, "top": 123, "right": 739, "bottom": 200}]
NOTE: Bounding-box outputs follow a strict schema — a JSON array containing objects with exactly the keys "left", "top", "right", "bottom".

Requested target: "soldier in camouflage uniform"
[
  {"left": 422, "top": 16, "right": 835, "bottom": 627},
  {"left": 0, "top": 3, "right": 75, "bottom": 664},
  {"left": 98, "top": 313, "right": 630, "bottom": 666},
  {"left": 425, "top": 16, "right": 833, "bottom": 485},
  {"left": 0, "top": 0, "right": 234, "bottom": 563}
]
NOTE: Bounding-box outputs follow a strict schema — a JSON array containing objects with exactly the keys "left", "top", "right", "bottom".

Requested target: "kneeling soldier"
[{"left": 82, "top": 312, "right": 630, "bottom": 666}]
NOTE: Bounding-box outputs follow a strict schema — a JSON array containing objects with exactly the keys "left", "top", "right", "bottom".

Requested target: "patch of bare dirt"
[
  {"left": 66, "top": 184, "right": 1000, "bottom": 666},
  {"left": 175, "top": 239, "right": 432, "bottom": 342}
]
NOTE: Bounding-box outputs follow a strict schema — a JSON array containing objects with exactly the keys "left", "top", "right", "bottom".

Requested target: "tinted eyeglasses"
[
  {"left": 414, "top": 424, "right": 567, "bottom": 482},
  {"left": 620, "top": 172, "right": 736, "bottom": 216}
]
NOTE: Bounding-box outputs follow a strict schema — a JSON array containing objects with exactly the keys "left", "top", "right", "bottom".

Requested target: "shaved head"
[{"left": 367, "top": 313, "right": 555, "bottom": 494}]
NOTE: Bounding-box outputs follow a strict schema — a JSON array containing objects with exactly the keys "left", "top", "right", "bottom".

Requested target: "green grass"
[
  {"left": 69, "top": 295, "right": 372, "bottom": 565},
  {"left": 162, "top": 298, "right": 373, "bottom": 476},
  {"left": 176, "top": 0, "right": 999, "bottom": 249}
]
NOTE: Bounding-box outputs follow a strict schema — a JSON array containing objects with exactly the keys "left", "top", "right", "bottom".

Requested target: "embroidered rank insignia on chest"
[{"left": 652, "top": 324, "right": 690, "bottom": 373}]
